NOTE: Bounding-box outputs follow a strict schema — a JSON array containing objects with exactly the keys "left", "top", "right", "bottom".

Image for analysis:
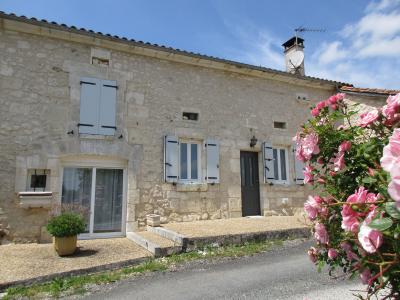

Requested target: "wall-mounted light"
[{"left": 250, "top": 135, "right": 258, "bottom": 148}]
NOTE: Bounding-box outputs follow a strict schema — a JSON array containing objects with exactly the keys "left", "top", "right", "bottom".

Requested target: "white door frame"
[{"left": 59, "top": 157, "right": 128, "bottom": 239}]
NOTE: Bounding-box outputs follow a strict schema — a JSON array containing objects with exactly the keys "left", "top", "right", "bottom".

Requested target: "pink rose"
[
  {"left": 359, "top": 109, "right": 379, "bottom": 127},
  {"left": 382, "top": 93, "right": 400, "bottom": 125},
  {"left": 347, "top": 186, "right": 377, "bottom": 204},
  {"left": 360, "top": 268, "right": 372, "bottom": 285},
  {"left": 388, "top": 177, "right": 400, "bottom": 205},
  {"left": 294, "top": 132, "right": 320, "bottom": 162},
  {"left": 303, "top": 165, "right": 314, "bottom": 184},
  {"left": 381, "top": 129, "right": 400, "bottom": 176},
  {"left": 307, "top": 247, "right": 318, "bottom": 263},
  {"left": 358, "top": 223, "right": 383, "bottom": 254},
  {"left": 314, "top": 223, "right": 329, "bottom": 244},
  {"left": 339, "top": 141, "right": 352, "bottom": 153},
  {"left": 336, "top": 93, "right": 345, "bottom": 101},
  {"left": 341, "top": 187, "right": 378, "bottom": 232},
  {"left": 304, "top": 195, "right": 323, "bottom": 220},
  {"left": 316, "top": 100, "right": 326, "bottom": 110},
  {"left": 327, "top": 95, "right": 338, "bottom": 105},
  {"left": 311, "top": 107, "right": 320, "bottom": 117},
  {"left": 328, "top": 248, "right": 338, "bottom": 260},
  {"left": 333, "top": 152, "right": 345, "bottom": 171}
]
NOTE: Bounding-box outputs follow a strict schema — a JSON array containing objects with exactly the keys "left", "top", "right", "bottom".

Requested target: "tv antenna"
[{"left": 294, "top": 26, "right": 326, "bottom": 42}]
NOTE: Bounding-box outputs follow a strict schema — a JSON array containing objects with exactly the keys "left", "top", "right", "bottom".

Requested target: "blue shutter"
[
  {"left": 98, "top": 79, "right": 117, "bottom": 135},
  {"left": 293, "top": 143, "right": 305, "bottom": 185},
  {"left": 206, "top": 139, "right": 220, "bottom": 183},
  {"left": 79, "top": 77, "right": 100, "bottom": 134},
  {"left": 262, "top": 142, "right": 274, "bottom": 183},
  {"left": 164, "top": 136, "right": 179, "bottom": 183}
]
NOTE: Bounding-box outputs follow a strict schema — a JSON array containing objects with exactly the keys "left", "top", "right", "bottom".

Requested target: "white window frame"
[
  {"left": 272, "top": 147, "right": 290, "bottom": 185},
  {"left": 179, "top": 140, "right": 202, "bottom": 183},
  {"left": 59, "top": 158, "right": 127, "bottom": 239}
]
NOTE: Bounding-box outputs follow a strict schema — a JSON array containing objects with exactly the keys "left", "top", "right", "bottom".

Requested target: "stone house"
[{"left": 0, "top": 12, "right": 394, "bottom": 243}]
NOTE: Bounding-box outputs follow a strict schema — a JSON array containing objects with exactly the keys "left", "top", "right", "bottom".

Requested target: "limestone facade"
[{"left": 0, "top": 13, "right": 384, "bottom": 243}]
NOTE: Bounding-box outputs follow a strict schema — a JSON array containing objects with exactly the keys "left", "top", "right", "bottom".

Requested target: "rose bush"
[{"left": 296, "top": 92, "right": 400, "bottom": 299}]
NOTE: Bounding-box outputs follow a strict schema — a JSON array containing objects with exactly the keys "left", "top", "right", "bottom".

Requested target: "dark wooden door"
[{"left": 240, "top": 151, "right": 261, "bottom": 216}]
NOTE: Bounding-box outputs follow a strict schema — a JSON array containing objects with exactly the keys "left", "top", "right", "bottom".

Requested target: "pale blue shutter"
[
  {"left": 206, "top": 139, "right": 220, "bottom": 183},
  {"left": 293, "top": 143, "right": 305, "bottom": 184},
  {"left": 164, "top": 136, "right": 179, "bottom": 183},
  {"left": 79, "top": 77, "right": 100, "bottom": 134},
  {"left": 262, "top": 142, "right": 274, "bottom": 183},
  {"left": 98, "top": 80, "right": 117, "bottom": 135}
]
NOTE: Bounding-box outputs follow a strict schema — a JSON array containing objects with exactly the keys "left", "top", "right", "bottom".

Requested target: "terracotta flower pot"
[{"left": 53, "top": 235, "right": 77, "bottom": 256}]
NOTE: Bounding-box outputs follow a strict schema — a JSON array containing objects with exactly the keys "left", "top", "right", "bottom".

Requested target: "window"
[
  {"left": 182, "top": 112, "right": 199, "bottom": 121},
  {"left": 79, "top": 77, "right": 117, "bottom": 135},
  {"left": 273, "top": 121, "right": 287, "bottom": 129},
  {"left": 272, "top": 148, "right": 289, "bottom": 184},
  {"left": 179, "top": 141, "right": 201, "bottom": 182},
  {"left": 26, "top": 169, "right": 50, "bottom": 191}
]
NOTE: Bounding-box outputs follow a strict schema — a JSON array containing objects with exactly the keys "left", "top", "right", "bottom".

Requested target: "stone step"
[
  {"left": 146, "top": 225, "right": 186, "bottom": 246},
  {"left": 126, "top": 231, "right": 182, "bottom": 257}
]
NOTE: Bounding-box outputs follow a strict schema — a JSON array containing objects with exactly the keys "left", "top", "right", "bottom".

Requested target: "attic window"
[
  {"left": 274, "top": 121, "right": 287, "bottom": 129},
  {"left": 92, "top": 57, "right": 109, "bottom": 66},
  {"left": 183, "top": 112, "right": 199, "bottom": 121},
  {"left": 90, "top": 48, "right": 111, "bottom": 66}
]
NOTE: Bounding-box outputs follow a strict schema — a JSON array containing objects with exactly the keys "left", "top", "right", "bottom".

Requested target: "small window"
[
  {"left": 182, "top": 112, "right": 199, "bottom": 121},
  {"left": 179, "top": 141, "right": 201, "bottom": 182},
  {"left": 272, "top": 148, "right": 289, "bottom": 184},
  {"left": 27, "top": 169, "right": 50, "bottom": 191},
  {"left": 92, "top": 57, "right": 109, "bottom": 66},
  {"left": 274, "top": 121, "right": 287, "bottom": 129}
]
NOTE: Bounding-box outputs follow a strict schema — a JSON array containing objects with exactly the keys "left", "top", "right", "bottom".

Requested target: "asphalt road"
[{"left": 82, "top": 240, "right": 365, "bottom": 300}]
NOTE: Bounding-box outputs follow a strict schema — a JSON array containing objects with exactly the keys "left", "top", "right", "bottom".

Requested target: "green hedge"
[{"left": 46, "top": 213, "right": 86, "bottom": 237}]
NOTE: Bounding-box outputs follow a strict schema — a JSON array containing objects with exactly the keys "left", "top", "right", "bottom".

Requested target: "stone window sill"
[
  {"left": 18, "top": 191, "right": 53, "bottom": 209},
  {"left": 176, "top": 183, "right": 208, "bottom": 192},
  {"left": 79, "top": 134, "right": 115, "bottom": 141}
]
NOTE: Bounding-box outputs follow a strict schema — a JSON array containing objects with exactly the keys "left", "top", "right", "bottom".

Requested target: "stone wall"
[{"left": 0, "top": 24, "right": 378, "bottom": 243}]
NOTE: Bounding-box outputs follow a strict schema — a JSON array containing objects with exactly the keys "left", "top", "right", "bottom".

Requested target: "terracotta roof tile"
[{"left": 340, "top": 86, "right": 400, "bottom": 96}]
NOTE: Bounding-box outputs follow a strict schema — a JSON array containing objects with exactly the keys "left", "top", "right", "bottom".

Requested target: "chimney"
[{"left": 282, "top": 36, "right": 305, "bottom": 76}]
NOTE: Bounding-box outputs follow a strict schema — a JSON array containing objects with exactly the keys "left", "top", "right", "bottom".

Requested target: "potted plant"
[{"left": 46, "top": 212, "right": 86, "bottom": 256}]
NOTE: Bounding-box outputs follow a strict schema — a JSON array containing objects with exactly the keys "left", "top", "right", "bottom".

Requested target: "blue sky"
[{"left": 1, "top": 0, "right": 399, "bottom": 89}]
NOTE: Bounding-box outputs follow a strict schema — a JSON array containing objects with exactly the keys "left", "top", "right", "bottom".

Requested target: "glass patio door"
[{"left": 61, "top": 167, "right": 124, "bottom": 238}]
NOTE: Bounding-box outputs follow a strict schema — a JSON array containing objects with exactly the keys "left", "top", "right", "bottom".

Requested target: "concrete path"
[{"left": 82, "top": 240, "right": 365, "bottom": 300}]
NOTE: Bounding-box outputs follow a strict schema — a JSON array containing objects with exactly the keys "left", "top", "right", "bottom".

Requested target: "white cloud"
[
  {"left": 316, "top": 41, "right": 349, "bottom": 65},
  {"left": 366, "top": 0, "right": 400, "bottom": 12}
]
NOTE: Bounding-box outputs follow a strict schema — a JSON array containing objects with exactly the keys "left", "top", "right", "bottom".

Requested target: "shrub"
[
  {"left": 295, "top": 92, "right": 400, "bottom": 299},
  {"left": 46, "top": 212, "right": 86, "bottom": 237}
]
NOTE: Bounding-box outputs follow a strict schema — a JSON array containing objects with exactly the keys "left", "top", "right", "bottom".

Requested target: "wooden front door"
[{"left": 240, "top": 151, "right": 261, "bottom": 216}]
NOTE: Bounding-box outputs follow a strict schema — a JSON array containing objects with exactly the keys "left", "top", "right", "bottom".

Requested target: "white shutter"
[
  {"left": 293, "top": 143, "right": 305, "bottom": 185},
  {"left": 164, "top": 136, "right": 179, "bottom": 183},
  {"left": 79, "top": 77, "right": 100, "bottom": 134},
  {"left": 262, "top": 142, "right": 275, "bottom": 183},
  {"left": 98, "top": 80, "right": 117, "bottom": 135},
  {"left": 206, "top": 139, "right": 220, "bottom": 183}
]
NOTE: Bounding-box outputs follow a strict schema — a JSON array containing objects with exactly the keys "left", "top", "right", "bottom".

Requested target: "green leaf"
[
  {"left": 362, "top": 177, "right": 377, "bottom": 184},
  {"left": 369, "top": 218, "right": 393, "bottom": 231},
  {"left": 386, "top": 202, "right": 400, "bottom": 219}
]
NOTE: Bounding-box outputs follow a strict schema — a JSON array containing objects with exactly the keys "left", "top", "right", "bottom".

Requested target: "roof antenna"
[{"left": 294, "top": 26, "right": 326, "bottom": 43}]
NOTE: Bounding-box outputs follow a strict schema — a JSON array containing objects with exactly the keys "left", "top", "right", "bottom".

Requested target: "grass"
[{"left": 3, "top": 238, "right": 286, "bottom": 299}]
